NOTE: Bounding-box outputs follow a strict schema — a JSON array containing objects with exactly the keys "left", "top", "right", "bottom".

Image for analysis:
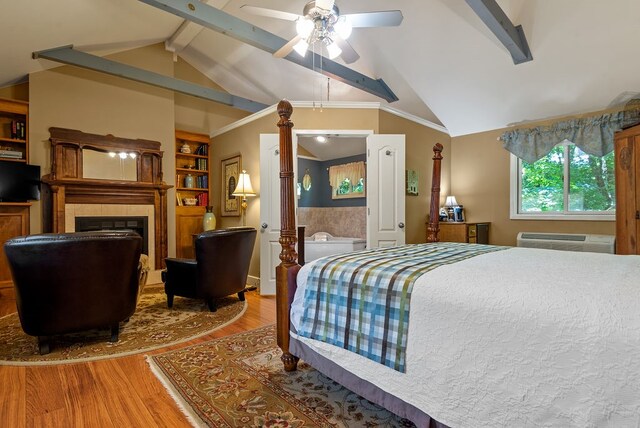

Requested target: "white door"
[
  {"left": 259, "top": 134, "right": 296, "bottom": 295},
  {"left": 367, "top": 134, "right": 406, "bottom": 248}
]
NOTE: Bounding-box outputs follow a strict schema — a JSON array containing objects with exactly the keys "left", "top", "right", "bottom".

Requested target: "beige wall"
[
  {"left": 174, "top": 58, "right": 249, "bottom": 133},
  {"left": 451, "top": 127, "right": 615, "bottom": 246},
  {"left": 378, "top": 110, "right": 451, "bottom": 244}
]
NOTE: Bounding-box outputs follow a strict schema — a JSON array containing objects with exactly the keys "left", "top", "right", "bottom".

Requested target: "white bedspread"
[{"left": 291, "top": 246, "right": 640, "bottom": 427}]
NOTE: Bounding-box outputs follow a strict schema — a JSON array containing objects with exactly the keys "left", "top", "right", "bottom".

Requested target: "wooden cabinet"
[
  {"left": 438, "top": 222, "right": 490, "bottom": 244},
  {"left": 0, "top": 203, "right": 30, "bottom": 288},
  {"left": 614, "top": 124, "right": 640, "bottom": 254},
  {"left": 0, "top": 98, "right": 28, "bottom": 163},
  {"left": 175, "top": 130, "right": 210, "bottom": 258},
  {"left": 176, "top": 205, "right": 205, "bottom": 258}
]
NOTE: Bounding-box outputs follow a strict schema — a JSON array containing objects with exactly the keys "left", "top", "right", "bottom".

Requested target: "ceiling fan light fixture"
[
  {"left": 293, "top": 38, "right": 310, "bottom": 57},
  {"left": 326, "top": 41, "right": 342, "bottom": 59},
  {"left": 334, "top": 16, "right": 352, "bottom": 40},
  {"left": 296, "top": 17, "right": 314, "bottom": 38}
]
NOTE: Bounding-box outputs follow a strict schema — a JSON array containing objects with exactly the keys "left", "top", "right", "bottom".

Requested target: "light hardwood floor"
[{"left": 0, "top": 285, "right": 276, "bottom": 427}]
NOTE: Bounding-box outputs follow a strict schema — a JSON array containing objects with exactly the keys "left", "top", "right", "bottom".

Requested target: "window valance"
[
  {"left": 328, "top": 161, "right": 365, "bottom": 189},
  {"left": 500, "top": 106, "right": 640, "bottom": 164}
]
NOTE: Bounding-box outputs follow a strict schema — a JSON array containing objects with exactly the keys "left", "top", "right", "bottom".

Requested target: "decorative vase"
[
  {"left": 203, "top": 206, "right": 216, "bottom": 231},
  {"left": 180, "top": 142, "right": 191, "bottom": 154},
  {"left": 184, "top": 173, "right": 194, "bottom": 188}
]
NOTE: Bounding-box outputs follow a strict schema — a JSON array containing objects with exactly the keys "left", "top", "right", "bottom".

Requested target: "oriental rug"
[
  {"left": 148, "top": 325, "right": 415, "bottom": 427},
  {"left": 0, "top": 284, "right": 246, "bottom": 365}
]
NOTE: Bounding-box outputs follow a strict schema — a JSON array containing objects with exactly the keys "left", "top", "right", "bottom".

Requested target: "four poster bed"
[{"left": 273, "top": 100, "right": 640, "bottom": 427}]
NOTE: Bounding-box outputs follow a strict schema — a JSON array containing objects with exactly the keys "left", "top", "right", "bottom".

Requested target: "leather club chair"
[
  {"left": 162, "top": 227, "right": 256, "bottom": 312},
  {"left": 4, "top": 231, "right": 142, "bottom": 354}
]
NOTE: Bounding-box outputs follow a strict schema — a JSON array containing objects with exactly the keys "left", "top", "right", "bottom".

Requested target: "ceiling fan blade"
[
  {"left": 240, "top": 5, "right": 301, "bottom": 21},
  {"left": 274, "top": 35, "right": 302, "bottom": 58},
  {"left": 335, "top": 38, "right": 360, "bottom": 64},
  {"left": 344, "top": 10, "right": 404, "bottom": 28}
]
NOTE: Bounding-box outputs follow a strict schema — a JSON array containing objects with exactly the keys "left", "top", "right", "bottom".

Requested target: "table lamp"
[{"left": 232, "top": 170, "right": 256, "bottom": 226}]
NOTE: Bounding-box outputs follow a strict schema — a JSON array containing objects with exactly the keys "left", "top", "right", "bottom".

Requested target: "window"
[
  {"left": 511, "top": 140, "right": 615, "bottom": 220},
  {"left": 335, "top": 177, "right": 365, "bottom": 197},
  {"left": 329, "top": 161, "right": 365, "bottom": 199}
]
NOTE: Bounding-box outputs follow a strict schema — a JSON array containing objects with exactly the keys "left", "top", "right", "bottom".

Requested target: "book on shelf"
[
  {"left": 0, "top": 149, "right": 23, "bottom": 159},
  {"left": 10, "top": 120, "right": 26, "bottom": 140},
  {"left": 195, "top": 158, "right": 207, "bottom": 171},
  {"left": 195, "top": 144, "right": 208, "bottom": 156},
  {"left": 196, "top": 192, "right": 208, "bottom": 207}
]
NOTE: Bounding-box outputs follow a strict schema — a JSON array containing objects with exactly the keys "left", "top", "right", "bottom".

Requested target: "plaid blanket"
[{"left": 297, "top": 242, "right": 505, "bottom": 372}]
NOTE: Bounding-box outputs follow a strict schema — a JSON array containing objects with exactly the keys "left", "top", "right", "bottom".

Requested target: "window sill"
[{"left": 510, "top": 213, "right": 615, "bottom": 221}]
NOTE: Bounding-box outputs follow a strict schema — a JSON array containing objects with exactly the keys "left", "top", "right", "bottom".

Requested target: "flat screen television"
[{"left": 0, "top": 163, "right": 41, "bottom": 202}]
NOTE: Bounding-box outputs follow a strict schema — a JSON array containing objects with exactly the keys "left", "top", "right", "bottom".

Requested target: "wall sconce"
[
  {"left": 302, "top": 169, "right": 312, "bottom": 191},
  {"left": 232, "top": 170, "right": 256, "bottom": 226}
]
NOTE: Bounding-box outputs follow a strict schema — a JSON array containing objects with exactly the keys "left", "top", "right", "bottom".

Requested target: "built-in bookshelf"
[
  {"left": 175, "top": 130, "right": 211, "bottom": 258},
  {"left": 175, "top": 130, "right": 210, "bottom": 207},
  {"left": 0, "top": 98, "right": 30, "bottom": 287},
  {"left": 0, "top": 98, "right": 28, "bottom": 163}
]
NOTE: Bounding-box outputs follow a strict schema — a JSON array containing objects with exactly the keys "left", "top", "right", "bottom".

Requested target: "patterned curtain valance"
[
  {"left": 328, "top": 161, "right": 365, "bottom": 189},
  {"left": 500, "top": 106, "right": 640, "bottom": 163}
]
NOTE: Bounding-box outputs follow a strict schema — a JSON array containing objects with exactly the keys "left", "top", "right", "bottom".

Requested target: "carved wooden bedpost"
[
  {"left": 426, "top": 143, "right": 444, "bottom": 243},
  {"left": 275, "top": 100, "right": 300, "bottom": 372}
]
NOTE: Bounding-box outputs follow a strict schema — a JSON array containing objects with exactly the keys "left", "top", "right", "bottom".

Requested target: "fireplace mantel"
[{"left": 42, "top": 128, "right": 172, "bottom": 268}]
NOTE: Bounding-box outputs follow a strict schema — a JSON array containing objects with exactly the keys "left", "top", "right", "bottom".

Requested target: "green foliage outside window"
[
  {"left": 520, "top": 143, "right": 615, "bottom": 213},
  {"left": 336, "top": 177, "right": 365, "bottom": 196}
]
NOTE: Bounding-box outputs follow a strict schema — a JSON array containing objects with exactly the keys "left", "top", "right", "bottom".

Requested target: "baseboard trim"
[{"left": 247, "top": 275, "right": 260, "bottom": 292}]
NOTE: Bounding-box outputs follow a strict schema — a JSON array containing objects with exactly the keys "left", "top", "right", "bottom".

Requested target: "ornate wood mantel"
[{"left": 41, "top": 127, "right": 172, "bottom": 268}]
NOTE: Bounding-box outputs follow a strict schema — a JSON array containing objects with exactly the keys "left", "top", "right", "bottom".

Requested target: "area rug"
[
  {"left": 0, "top": 284, "right": 246, "bottom": 365},
  {"left": 148, "top": 325, "right": 415, "bottom": 427}
]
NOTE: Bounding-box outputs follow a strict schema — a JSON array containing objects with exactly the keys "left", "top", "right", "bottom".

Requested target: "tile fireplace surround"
[{"left": 65, "top": 204, "right": 156, "bottom": 270}]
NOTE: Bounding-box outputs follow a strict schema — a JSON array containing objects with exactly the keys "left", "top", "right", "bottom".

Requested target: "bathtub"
[{"left": 304, "top": 232, "right": 366, "bottom": 262}]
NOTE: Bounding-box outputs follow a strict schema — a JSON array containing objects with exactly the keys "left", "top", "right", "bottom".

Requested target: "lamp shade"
[
  {"left": 232, "top": 170, "right": 256, "bottom": 197},
  {"left": 444, "top": 196, "right": 459, "bottom": 207}
]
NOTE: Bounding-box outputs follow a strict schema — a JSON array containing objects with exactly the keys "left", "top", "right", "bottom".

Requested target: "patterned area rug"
[
  {"left": 0, "top": 285, "right": 246, "bottom": 365},
  {"left": 148, "top": 325, "right": 415, "bottom": 427}
]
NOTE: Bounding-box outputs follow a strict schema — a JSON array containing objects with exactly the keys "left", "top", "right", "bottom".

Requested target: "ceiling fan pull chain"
[{"left": 312, "top": 43, "right": 317, "bottom": 111}]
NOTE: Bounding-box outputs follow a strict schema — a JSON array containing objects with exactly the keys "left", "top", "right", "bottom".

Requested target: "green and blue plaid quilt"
[{"left": 297, "top": 242, "right": 505, "bottom": 372}]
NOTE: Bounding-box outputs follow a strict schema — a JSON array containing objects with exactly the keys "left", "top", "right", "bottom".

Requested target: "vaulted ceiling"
[{"left": 4, "top": 0, "right": 640, "bottom": 136}]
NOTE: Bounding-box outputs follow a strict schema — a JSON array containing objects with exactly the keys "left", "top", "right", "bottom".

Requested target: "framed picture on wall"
[
  {"left": 406, "top": 169, "right": 419, "bottom": 195},
  {"left": 221, "top": 153, "right": 241, "bottom": 217}
]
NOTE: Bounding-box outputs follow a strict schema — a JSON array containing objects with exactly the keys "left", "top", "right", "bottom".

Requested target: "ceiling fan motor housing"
[{"left": 303, "top": 1, "right": 340, "bottom": 43}]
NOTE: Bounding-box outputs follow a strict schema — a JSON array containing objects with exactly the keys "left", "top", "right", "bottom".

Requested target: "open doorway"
[
  {"left": 296, "top": 132, "right": 367, "bottom": 262},
  {"left": 259, "top": 130, "right": 405, "bottom": 294}
]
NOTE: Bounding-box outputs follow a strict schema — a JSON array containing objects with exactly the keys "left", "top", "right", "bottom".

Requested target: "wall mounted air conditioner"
[{"left": 516, "top": 232, "right": 615, "bottom": 254}]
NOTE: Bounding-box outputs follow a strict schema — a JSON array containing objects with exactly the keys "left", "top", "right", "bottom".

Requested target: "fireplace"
[
  {"left": 75, "top": 216, "right": 149, "bottom": 255},
  {"left": 42, "top": 128, "right": 172, "bottom": 270}
]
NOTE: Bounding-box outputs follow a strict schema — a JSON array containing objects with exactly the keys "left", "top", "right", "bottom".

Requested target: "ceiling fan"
[{"left": 241, "top": 0, "right": 403, "bottom": 64}]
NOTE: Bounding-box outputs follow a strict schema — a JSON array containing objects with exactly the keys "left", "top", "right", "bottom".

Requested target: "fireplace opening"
[{"left": 75, "top": 216, "right": 149, "bottom": 255}]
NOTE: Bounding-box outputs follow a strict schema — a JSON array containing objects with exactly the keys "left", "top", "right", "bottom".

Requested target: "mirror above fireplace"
[{"left": 83, "top": 148, "right": 137, "bottom": 181}]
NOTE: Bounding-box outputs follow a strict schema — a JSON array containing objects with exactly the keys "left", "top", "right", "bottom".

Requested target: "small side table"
[{"left": 438, "top": 222, "right": 490, "bottom": 244}]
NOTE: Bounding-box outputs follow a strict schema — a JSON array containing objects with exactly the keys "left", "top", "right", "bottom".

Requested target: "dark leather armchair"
[
  {"left": 162, "top": 227, "right": 256, "bottom": 312},
  {"left": 4, "top": 231, "right": 142, "bottom": 354}
]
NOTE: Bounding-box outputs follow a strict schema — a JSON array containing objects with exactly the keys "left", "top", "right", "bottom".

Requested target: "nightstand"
[{"left": 438, "top": 222, "right": 490, "bottom": 244}]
